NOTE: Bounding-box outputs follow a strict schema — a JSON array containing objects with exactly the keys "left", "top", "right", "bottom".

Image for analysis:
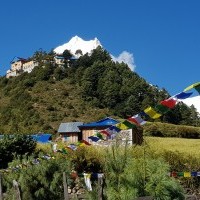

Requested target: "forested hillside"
[{"left": 0, "top": 47, "right": 199, "bottom": 134}]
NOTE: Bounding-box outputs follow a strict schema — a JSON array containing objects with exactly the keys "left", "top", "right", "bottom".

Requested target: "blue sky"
[{"left": 1, "top": 0, "right": 200, "bottom": 96}]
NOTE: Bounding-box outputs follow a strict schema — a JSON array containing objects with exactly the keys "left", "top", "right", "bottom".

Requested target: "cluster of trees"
[{"left": 0, "top": 46, "right": 199, "bottom": 134}]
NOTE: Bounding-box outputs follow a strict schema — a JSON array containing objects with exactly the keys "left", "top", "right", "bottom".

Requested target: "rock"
[
  {"left": 72, "top": 188, "right": 77, "bottom": 193},
  {"left": 67, "top": 188, "right": 72, "bottom": 194}
]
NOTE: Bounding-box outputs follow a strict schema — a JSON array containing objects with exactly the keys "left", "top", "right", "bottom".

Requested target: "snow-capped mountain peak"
[
  {"left": 54, "top": 35, "right": 136, "bottom": 71},
  {"left": 54, "top": 36, "right": 102, "bottom": 56}
]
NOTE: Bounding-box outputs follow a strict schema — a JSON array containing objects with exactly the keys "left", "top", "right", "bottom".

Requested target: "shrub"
[
  {"left": 144, "top": 122, "right": 200, "bottom": 138},
  {"left": 0, "top": 134, "right": 36, "bottom": 168},
  {"left": 70, "top": 146, "right": 104, "bottom": 173},
  {"left": 2, "top": 155, "right": 70, "bottom": 200}
]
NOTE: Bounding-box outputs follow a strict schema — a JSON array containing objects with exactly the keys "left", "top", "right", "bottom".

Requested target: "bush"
[
  {"left": 0, "top": 134, "right": 36, "bottom": 168},
  {"left": 70, "top": 146, "right": 104, "bottom": 173},
  {"left": 144, "top": 122, "right": 200, "bottom": 138},
  {"left": 2, "top": 155, "right": 70, "bottom": 200}
]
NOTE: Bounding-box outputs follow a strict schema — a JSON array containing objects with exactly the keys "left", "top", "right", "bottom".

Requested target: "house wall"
[
  {"left": 11, "top": 60, "right": 23, "bottom": 71},
  {"left": 82, "top": 126, "right": 143, "bottom": 145},
  {"left": 54, "top": 56, "right": 65, "bottom": 65},
  {"left": 23, "top": 60, "right": 38, "bottom": 73},
  {"left": 61, "top": 132, "right": 79, "bottom": 143},
  {"left": 82, "top": 127, "right": 109, "bottom": 142},
  {"left": 82, "top": 129, "right": 95, "bottom": 142},
  {"left": 6, "top": 70, "right": 18, "bottom": 78}
]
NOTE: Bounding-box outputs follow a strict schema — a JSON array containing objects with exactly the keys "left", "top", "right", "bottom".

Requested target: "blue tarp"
[
  {"left": 0, "top": 134, "right": 52, "bottom": 143},
  {"left": 31, "top": 134, "right": 52, "bottom": 143}
]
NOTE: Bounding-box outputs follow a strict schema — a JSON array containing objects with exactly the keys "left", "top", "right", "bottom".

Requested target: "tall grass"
[{"left": 145, "top": 136, "right": 200, "bottom": 158}]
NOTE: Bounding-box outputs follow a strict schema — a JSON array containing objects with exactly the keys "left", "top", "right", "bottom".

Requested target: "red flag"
[
  {"left": 160, "top": 99, "right": 177, "bottom": 109},
  {"left": 100, "top": 130, "right": 110, "bottom": 136},
  {"left": 127, "top": 117, "right": 139, "bottom": 125},
  {"left": 80, "top": 140, "right": 91, "bottom": 145}
]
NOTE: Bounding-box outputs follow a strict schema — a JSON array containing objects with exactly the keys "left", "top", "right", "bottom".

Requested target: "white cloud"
[{"left": 111, "top": 51, "right": 136, "bottom": 71}]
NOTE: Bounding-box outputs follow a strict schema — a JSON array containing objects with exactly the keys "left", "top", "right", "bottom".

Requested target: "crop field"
[{"left": 145, "top": 136, "right": 200, "bottom": 158}]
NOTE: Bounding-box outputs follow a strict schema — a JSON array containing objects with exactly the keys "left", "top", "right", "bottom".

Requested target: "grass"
[{"left": 145, "top": 136, "right": 200, "bottom": 158}]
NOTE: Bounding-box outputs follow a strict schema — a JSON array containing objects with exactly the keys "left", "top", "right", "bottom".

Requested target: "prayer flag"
[
  {"left": 174, "top": 92, "right": 193, "bottom": 99},
  {"left": 195, "top": 85, "right": 200, "bottom": 94},
  {"left": 140, "top": 111, "right": 149, "bottom": 118},
  {"left": 160, "top": 98, "right": 177, "bottom": 109},
  {"left": 80, "top": 140, "right": 91, "bottom": 146},
  {"left": 191, "top": 172, "right": 197, "bottom": 177},
  {"left": 144, "top": 107, "right": 162, "bottom": 119},
  {"left": 131, "top": 114, "right": 146, "bottom": 125},
  {"left": 61, "top": 148, "right": 67, "bottom": 154},
  {"left": 109, "top": 126, "right": 121, "bottom": 133},
  {"left": 116, "top": 122, "right": 129, "bottom": 130},
  {"left": 67, "top": 144, "right": 77, "bottom": 151},
  {"left": 177, "top": 172, "right": 184, "bottom": 177},
  {"left": 127, "top": 117, "right": 139, "bottom": 125},
  {"left": 88, "top": 136, "right": 100, "bottom": 142},
  {"left": 100, "top": 130, "right": 110, "bottom": 136},
  {"left": 83, "top": 173, "right": 92, "bottom": 191},
  {"left": 171, "top": 171, "right": 177, "bottom": 177},
  {"left": 155, "top": 104, "right": 170, "bottom": 114},
  {"left": 105, "top": 128, "right": 114, "bottom": 135},
  {"left": 184, "top": 82, "right": 200, "bottom": 92},
  {"left": 96, "top": 132, "right": 104, "bottom": 140},
  {"left": 123, "top": 120, "right": 137, "bottom": 128},
  {"left": 183, "top": 172, "right": 191, "bottom": 177}
]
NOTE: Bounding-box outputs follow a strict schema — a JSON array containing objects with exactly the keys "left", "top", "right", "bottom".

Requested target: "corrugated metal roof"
[
  {"left": 58, "top": 122, "right": 83, "bottom": 133},
  {"left": 78, "top": 117, "right": 119, "bottom": 128}
]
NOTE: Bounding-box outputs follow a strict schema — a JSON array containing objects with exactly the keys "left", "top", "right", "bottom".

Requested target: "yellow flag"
[
  {"left": 183, "top": 172, "right": 191, "bottom": 177},
  {"left": 144, "top": 106, "right": 162, "bottom": 119},
  {"left": 116, "top": 122, "right": 129, "bottom": 130},
  {"left": 79, "top": 143, "right": 86, "bottom": 147}
]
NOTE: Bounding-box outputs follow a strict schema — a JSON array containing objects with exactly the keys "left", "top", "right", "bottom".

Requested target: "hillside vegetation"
[{"left": 0, "top": 47, "right": 199, "bottom": 134}]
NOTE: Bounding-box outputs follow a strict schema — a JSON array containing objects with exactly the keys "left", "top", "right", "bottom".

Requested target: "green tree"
[
  {"left": 104, "top": 141, "right": 185, "bottom": 200},
  {"left": 90, "top": 46, "right": 111, "bottom": 63},
  {"left": 62, "top": 49, "right": 72, "bottom": 60}
]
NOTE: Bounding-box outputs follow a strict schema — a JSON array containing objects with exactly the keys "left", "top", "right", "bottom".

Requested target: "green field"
[{"left": 145, "top": 136, "right": 200, "bottom": 158}]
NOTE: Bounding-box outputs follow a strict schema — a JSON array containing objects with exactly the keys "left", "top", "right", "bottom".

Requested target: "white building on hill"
[{"left": 6, "top": 57, "right": 38, "bottom": 78}]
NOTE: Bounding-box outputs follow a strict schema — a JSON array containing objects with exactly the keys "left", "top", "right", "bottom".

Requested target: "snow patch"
[{"left": 54, "top": 35, "right": 102, "bottom": 56}]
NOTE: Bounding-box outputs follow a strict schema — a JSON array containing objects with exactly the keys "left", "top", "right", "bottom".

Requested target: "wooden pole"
[
  {"left": 63, "top": 172, "right": 69, "bottom": 200},
  {"left": 98, "top": 175, "right": 103, "bottom": 200},
  {"left": 0, "top": 173, "right": 3, "bottom": 200},
  {"left": 13, "top": 180, "right": 21, "bottom": 200}
]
